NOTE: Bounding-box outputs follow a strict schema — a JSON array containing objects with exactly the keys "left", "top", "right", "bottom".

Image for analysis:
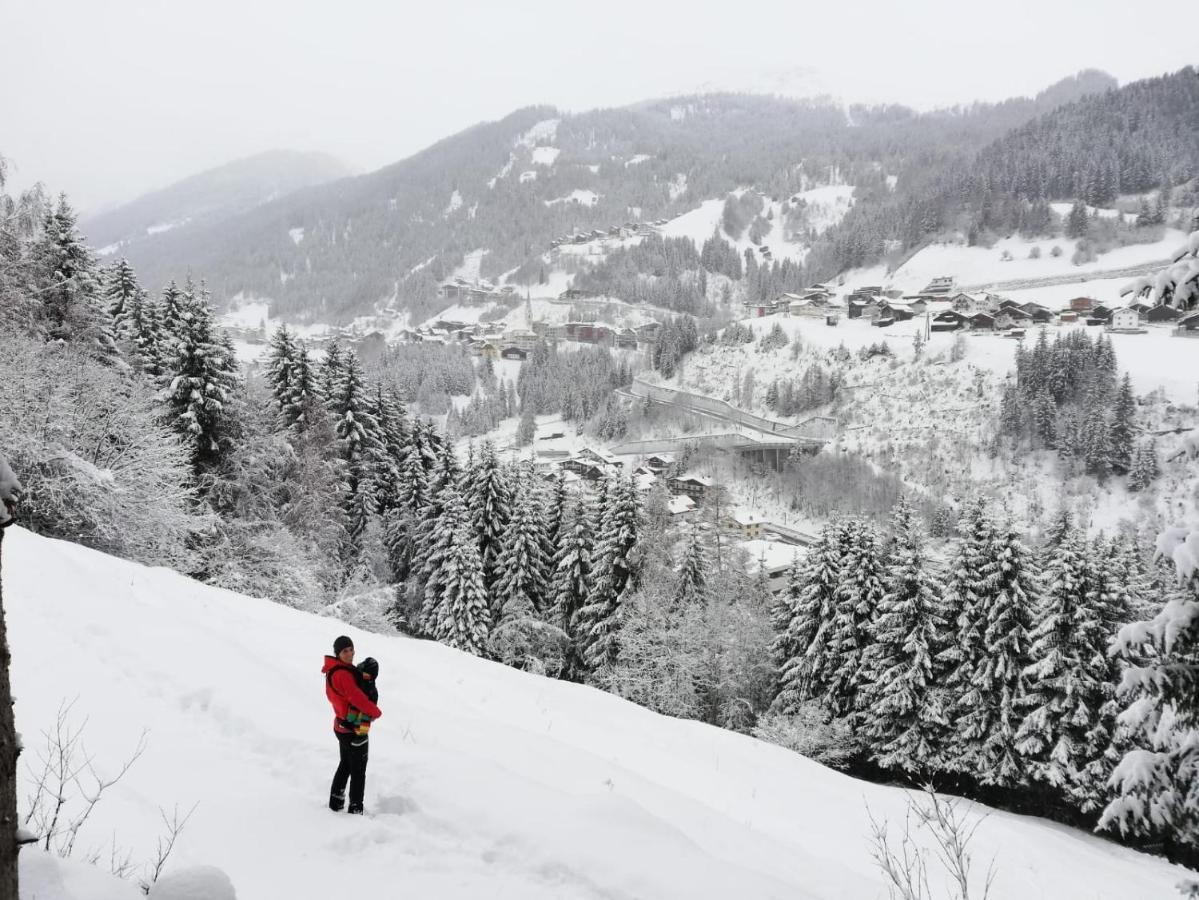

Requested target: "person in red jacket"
[{"left": 323, "top": 635, "right": 382, "bottom": 814}]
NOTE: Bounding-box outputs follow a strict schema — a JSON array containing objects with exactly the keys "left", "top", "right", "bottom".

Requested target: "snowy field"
[
  {"left": 842, "top": 229, "right": 1187, "bottom": 294},
  {"left": 7, "top": 526, "right": 1191, "bottom": 899},
  {"left": 727, "top": 313, "right": 1199, "bottom": 404}
]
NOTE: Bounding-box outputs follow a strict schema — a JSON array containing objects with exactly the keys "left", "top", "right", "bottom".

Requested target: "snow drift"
[{"left": 5, "top": 527, "right": 1188, "bottom": 898}]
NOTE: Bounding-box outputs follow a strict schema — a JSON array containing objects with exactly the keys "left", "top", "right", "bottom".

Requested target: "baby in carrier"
[{"left": 345, "top": 657, "right": 379, "bottom": 737}]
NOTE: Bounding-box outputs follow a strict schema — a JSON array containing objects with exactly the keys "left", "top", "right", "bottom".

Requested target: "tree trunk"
[{"left": 0, "top": 525, "right": 19, "bottom": 897}]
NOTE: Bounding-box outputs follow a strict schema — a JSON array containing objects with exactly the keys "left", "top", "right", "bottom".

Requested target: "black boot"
[
  {"left": 347, "top": 801, "right": 364, "bottom": 815},
  {"left": 329, "top": 792, "right": 345, "bottom": 812}
]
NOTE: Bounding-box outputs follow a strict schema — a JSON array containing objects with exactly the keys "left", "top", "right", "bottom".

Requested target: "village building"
[
  {"left": 500, "top": 346, "right": 528, "bottom": 360},
  {"left": 668, "top": 473, "right": 714, "bottom": 503},
  {"left": 724, "top": 511, "right": 765, "bottom": 539},
  {"left": 931, "top": 310, "right": 969, "bottom": 332},
  {"left": 1175, "top": 312, "right": 1199, "bottom": 336},
  {"left": 1087, "top": 305, "right": 1113, "bottom": 325},
  {"left": 1147, "top": 304, "right": 1181, "bottom": 323},
  {"left": 970, "top": 312, "right": 997, "bottom": 331},
  {"left": 918, "top": 276, "right": 955, "bottom": 298},
  {"left": 1108, "top": 308, "right": 1144, "bottom": 332},
  {"left": 667, "top": 494, "right": 698, "bottom": 520},
  {"left": 1020, "top": 302, "right": 1054, "bottom": 323},
  {"left": 1069, "top": 297, "right": 1097, "bottom": 312}
]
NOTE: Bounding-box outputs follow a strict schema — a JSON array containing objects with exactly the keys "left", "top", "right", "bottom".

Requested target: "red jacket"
[{"left": 322, "top": 656, "right": 382, "bottom": 734}]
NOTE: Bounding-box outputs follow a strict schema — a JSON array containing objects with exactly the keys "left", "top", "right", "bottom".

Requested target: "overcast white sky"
[{"left": 2, "top": 0, "right": 1195, "bottom": 212}]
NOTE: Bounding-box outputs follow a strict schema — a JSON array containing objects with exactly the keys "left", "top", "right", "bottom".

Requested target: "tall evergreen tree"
[
  {"left": 673, "top": 528, "right": 709, "bottom": 610},
  {"left": 550, "top": 499, "right": 594, "bottom": 681},
  {"left": 944, "top": 510, "right": 1037, "bottom": 786},
  {"left": 825, "top": 518, "right": 886, "bottom": 718},
  {"left": 1015, "top": 521, "right": 1113, "bottom": 809},
  {"left": 772, "top": 520, "right": 848, "bottom": 715},
  {"left": 425, "top": 490, "right": 492, "bottom": 656},
  {"left": 161, "top": 286, "right": 239, "bottom": 475},
  {"left": 859, "top": 500, "right": 948, "bottom": 773},
  {"left": 1109, "top": 373, "right": 1137, "bottom": 474},
  {"left": 32, "top": 196, "right": 118, "bottom": 362},
  {"left": 103, "top": 257, "right": 140, "bottom": 336},
  {"left": 462, "top": 440, "right": 513, "bottom": 601},
  {"left": 331, "top": 350, "right": 379, "bottom": 562},
  {"left": 493, "top": 475, "right": 551, "bottom": 621}
]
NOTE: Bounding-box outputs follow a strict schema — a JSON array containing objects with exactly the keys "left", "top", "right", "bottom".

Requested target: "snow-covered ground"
[
  {"left": 7, "top": 525, "right": 1190, "bottom": 899},
  {"left": 843, "top": 229, "right": 1187, "bottom": 294},
  {"left": 545, "top": 189, "right": 599, "bottom": 207}
]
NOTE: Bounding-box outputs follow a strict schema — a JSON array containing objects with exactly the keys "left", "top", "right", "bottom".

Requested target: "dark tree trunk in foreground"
[{"left": 0, "top": 522, "right": 17, "bottom": 898}]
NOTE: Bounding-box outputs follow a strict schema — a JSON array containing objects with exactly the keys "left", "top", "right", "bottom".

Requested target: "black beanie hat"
[{"left": 333, "top": 635, "right": 354, "bottom": 655}]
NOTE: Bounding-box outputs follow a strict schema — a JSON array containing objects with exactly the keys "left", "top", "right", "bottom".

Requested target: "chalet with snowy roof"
[
  {"left": 1108, "top": 308, "right": 1145, "bottom": 333},
  {"left": 724, "top": 512, "right": 765, "bottom": 539},
  {"left": 1147, "top": 304, "right": 1181, "bottom": 323},
  {"left": 950, "top": 292, "right": 988, "bottom": 313},
  {"left": 1086, "top": 305, "right": 1113, "bottom": 325},
  {"left": 931, "top": 310, "right": 969, "bottom": 332},
  {"left": 633, "top": 472, "right": 656, "bottom": 493},
  {"left": 744, "top": 299, "right": 782, "bottom": 318},
  {"left": 1175, "top": 312, "right": 1199, "bottom": 336},
  {"left": 1020, "top": 303, "right": 1054, "bottom": 324},
  {"left": 1069, "top": 297, "right": 1096, "bottom": 312},
  {"left": 502, "top": 329, "right": 538, "bottom": 352},
  {"left": 871, "top": 314, "right": 895, "bottom": 328},
  {"left": 669, "top": 473, "right": 714, "bottom": 503},
  {"left": 880, "top": 300, "right": 920, "bottom": 321},
  {"left": 855, "top": 285, "right": 884, "bottom": 297},
  {"left": 970, "top": 312, "right": 997, "bottom": 331},
  {"left": 500, "top": 346, "right": 528, "bottom": 360},
  {"left": 643, "top": 453, "right": 675, "bottom": 472},
  {"left": 667, "top": 494, "right": 698, "bottom": 519},
  {"left": 847, "top": 298, "right": 882, "bottom": 320}
]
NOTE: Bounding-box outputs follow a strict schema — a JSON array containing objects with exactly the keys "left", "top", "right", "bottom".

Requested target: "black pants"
[{"left": 331, "top": 731, "right": 369, "bottom": 806}]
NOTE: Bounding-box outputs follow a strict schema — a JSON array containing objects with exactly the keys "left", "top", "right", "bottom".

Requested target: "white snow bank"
[
  {"left": 149, "top": 866, "right": 238, "bottom": 900},
  {"left": 20, "top": 852, "right": 144, "bottom": 900},
  {"left": 288, "top": 227, "right": 304, "bottom": 246},
  {"left": 6, "top": 525, "right": 1189, "bottom": 899},
  {"left": 545, "top": 189, "right": 599, "bottom": 207},
  {"left": 530, "top": 147, "right": 560, "bottom": 167}
]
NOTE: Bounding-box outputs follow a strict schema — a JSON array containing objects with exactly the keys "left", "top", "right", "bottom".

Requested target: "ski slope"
[{"left": 6, "top": 527, "right": 1189, "bottom": 899}]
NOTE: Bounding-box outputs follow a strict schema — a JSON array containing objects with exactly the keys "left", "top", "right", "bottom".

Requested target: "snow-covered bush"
[
  {"left": 753, "top": 706, "right": 858, "bottom": 770},
  {"left": 0, "top": 332, "right": 198, "bottom": 567}
]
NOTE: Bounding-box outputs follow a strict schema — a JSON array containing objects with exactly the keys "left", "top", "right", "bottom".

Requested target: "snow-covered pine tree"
[
  {"left": 772, "top": 519, "right": 848, "bottom": 715},
  {"left": 672, "top": 528, "right": 709, "bottom": 610},
  {"left": 103, "top": 257, "right": 140, "bottom": 337},
  {"left": 126, "top": 287, "right": 163, "bottom": 376},
  {"left": 577, "top": 475, "right": 644, "bottom": 680},
  {"left": 543, "top": 469, "right": 568, "bottom": 567},
  {"left": 32, "top": 196, "right": 118, "bottom": 362},
  {"left": 161, "top": 284, "right": 239, "bottom": 475},
  {"left": 265, "top": 325, "right": 298, "bottom": 414},
  {"left": 858, "top": 500, "right": 948, "bottom": 774},
  {"left": 321, "top": 338, "right": 345, "bottom": 408},
  {"left": 157, "top": 280, "right": 187, "bottom": 352},
  {"left": 1109, "top": 373, "right": 1137, "bottom": 474},
  {"left": 370, "top": 384, "right": 408, "bottom": 516},
  {"left": 426, "top": 490, "right": 492, "bottom": 656},
  {"left": 462, "top": 440, "right": 513, "bottom": 600},
  {"left": 330, "top": 350, "right": 380, "bottom": 562},
  {"left": 825, "top": 518, "right": 886, "bottom": 718},
  {"left": 946, "top": 511, "right": 1037, "bottom": 786},
  {"left": 1082, "top": 386, "right": 1113, "bottom": 480},
  {"left": 1101, "top": 526, "right": 1199, "bottom": 849},
  {"left": 550, "top": 499, "right": 594, "bottom": 681},
  {"left": 1015, "top": 520, "right": 1115, "bottom": 810},
  {"left": 492, "top": 472, "right": 550, "bottom": 619},
  {"left": 1128, "top": 439, "right": 1160, "bottom": 492}
]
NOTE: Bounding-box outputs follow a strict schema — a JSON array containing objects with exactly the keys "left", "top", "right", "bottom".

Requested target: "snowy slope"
[
  {"left": 7, "top": 527, "right": 1189, "bottom": 899},
  {"left": 843, "top": 229, "right": 1187, "bottom": 295}
]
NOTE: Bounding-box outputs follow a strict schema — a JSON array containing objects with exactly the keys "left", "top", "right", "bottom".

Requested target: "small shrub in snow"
[{"left": 752, "top": 707, "right": 858, "bottom": 770}]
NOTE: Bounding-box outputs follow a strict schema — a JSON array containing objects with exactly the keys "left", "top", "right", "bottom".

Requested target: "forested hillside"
[
  {"left": 108, "top": 70, "right": 1126, "bottom": 324},
  {"left": 805, "top": 66, "right": 1199, "bottom": 279},
  {"left": 82, "top": 149, "right": 350, "bottom": 253}
]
